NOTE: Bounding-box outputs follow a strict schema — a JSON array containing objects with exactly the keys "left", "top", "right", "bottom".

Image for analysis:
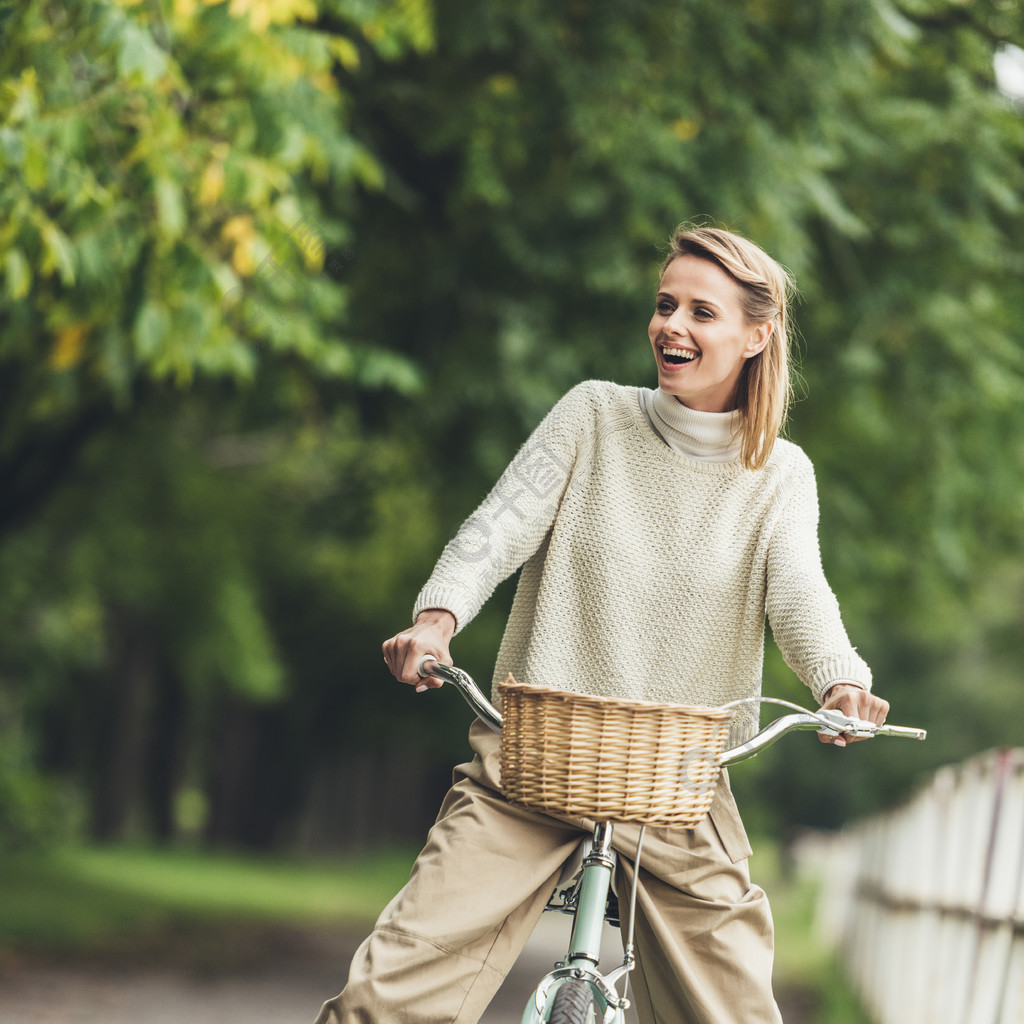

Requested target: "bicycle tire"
[{"left": 548, "top": 979, "right": 598, "bottom": 1024}]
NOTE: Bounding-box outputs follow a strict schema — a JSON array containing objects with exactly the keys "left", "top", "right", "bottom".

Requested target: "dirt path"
[
  {"left": 0, "top": 925, "right": 542, "bottom": 1024},
  {"left": 0, "top": 922, "right": 348, "bottom": 1024},
  {"left": 0, "top": 916, "right": 810, "bottom": 1023}
]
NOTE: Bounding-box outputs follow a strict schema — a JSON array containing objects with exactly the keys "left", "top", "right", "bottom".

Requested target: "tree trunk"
[
  {"left": 146, "top": 661, "right": 186, "bottom": 842},
  {"left": 91, "top": 608, "right": 155, "bottom": 840}
]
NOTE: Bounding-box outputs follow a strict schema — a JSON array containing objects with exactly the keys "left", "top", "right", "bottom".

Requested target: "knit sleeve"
[
  {"left": 764, "top": 456, "right": 872, "bottom": 704},
  {"left": 412, "top": 382, "right": 594, "bottom": 632}
]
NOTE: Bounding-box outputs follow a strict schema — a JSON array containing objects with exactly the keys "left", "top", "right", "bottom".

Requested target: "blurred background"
[{"left": 0, "top": 0, "right": 1022, "bottom": 1019}]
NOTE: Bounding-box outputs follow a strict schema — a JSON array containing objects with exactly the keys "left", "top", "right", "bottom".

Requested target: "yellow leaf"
[
  {"left": 328, "top": 36, "right": 360, "bottom": 72},
  {"left": 398, "top": 0, "right": 434, "bottom": 52},
  {"left": 289, "top": 217, "right": 324, "bottom": 271},
  {"left": 225, "top": 0, "right": 317, "bottom": 33},
  {"left": 199, "top": 144, "right": 230, "bottom": 206},
  {"left": 199, "top": 157, "right": 225, "bottom": 206},
  {"left": 50, "top": 323, "right": 89, "bottom": 371},
  {"left": 223, "top": 215, "right": 252, "bottom": 240},
  {"left": 671, "top": 119, "right": 701, "bottom": 141},
  {"left": 222, "top": 215, "right": 258, "bottom": 275},
  {"left": 6, "top": 67, "right": 40, "bottom": 124}
]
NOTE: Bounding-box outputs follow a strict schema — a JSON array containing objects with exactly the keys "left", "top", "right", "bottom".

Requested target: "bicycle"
[{"left": 418, "top": 656, "right": 926, "bottom": 1024}]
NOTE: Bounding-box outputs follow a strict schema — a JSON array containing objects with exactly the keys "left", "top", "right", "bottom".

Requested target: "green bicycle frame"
[{"left": 521, "top": 823, "right": 633, "bottom": 1024}]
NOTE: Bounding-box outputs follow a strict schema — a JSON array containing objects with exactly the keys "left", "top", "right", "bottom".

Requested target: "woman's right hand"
[{"left": 381, "top": 609, "right": 457, "bottom": 692}]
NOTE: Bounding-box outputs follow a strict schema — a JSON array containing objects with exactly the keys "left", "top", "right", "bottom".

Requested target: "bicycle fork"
[{"left": 522, "top": 823, "right": 634, "bottom": 1024}]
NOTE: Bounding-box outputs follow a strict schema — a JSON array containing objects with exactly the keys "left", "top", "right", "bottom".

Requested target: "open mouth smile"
[{"left": 660, "top": 344, "right": 699, "bottom": 366}]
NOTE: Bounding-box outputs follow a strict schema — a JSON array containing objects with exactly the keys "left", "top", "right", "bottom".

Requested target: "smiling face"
[{"left": 649, "top": 254, "right": 772, "bottom": 413}]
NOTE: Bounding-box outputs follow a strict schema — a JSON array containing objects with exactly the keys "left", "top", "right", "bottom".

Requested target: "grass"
[
  {"left": 0, "top": 843, "right": 417, "bottom": 957},
  {"left": 750, "top": 840, "right": 873, "bottom": 1024}
]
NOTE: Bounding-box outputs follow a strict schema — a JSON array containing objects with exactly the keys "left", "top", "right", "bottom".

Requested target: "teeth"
[{"left": 662, "top": 346, "right": 697, "bottom": 362}]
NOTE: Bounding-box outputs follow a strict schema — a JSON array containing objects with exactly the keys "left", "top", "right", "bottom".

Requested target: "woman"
[{"left": 316, "top": 224, "right": 889, "bottom": 1024}]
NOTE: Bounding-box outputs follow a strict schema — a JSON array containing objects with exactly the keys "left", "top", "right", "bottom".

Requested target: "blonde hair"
[{"left": 661, "top": 225, "right": 795, "bottom": 470}]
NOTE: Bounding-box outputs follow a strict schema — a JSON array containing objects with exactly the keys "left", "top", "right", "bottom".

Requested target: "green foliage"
[
  {"left": 0, "top": 692, "right": 81, "bottom": 851},
  {"left": 0, "top": 0, "right": 426, "bottom": 435},
  {"left": 0, "top": 0, "right": 1022, "bottom": 854},
  {"left": 0, "top": 0, "right": 438, "bottom": 846}
]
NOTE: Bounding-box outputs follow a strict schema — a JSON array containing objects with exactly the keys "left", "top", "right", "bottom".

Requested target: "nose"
[{"left": 663, "top": 308, "right": 689, "bottom": 337}]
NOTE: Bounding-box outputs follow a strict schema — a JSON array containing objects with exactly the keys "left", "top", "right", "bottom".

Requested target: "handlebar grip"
[{"left": 874, "top": 723, "right": 928, "bottom": 741}]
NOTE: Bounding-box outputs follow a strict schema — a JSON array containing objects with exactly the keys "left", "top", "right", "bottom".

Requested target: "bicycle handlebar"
[
  {"left": 416, "top": 657, "right": 927, "bottom": 757},
  {"left": 418, "top": 657, "right": 503, "bottom": 733},
  {"left": 719, "top": 707, "right": 926, "bottom": 764}
]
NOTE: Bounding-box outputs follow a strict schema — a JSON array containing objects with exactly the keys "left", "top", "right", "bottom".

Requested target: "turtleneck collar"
[{"left": 638, "top": 388, "right": 743, "bottom": 463}]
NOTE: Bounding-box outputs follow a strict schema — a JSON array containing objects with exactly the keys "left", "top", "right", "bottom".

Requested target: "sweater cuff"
[
  {"left": 807, "top": 653, "right": 872, "bottom": 705},
  {"left": 412, "top": 586, "right": 474, "bottom": 635}
]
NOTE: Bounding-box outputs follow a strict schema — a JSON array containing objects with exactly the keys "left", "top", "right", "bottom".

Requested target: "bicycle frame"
[
  {"left": 521, "top": 821, "right": 629, "bottom": 1024},
  {"left": 416, "top": 659, "right": 926, "bottom": 1023}
]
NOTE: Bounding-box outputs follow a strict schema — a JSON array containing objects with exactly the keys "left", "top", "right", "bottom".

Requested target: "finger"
[
  {"left": 394, "top": 638, "right": 418, "bottom": 676},
  {"left": 871, "top": 698, "right": 891, "bottom": 727},
  {"left": 818, "top": 731, "right": 848, "bottom": 746},
  {"left": 847, "top": 696, "right": 886, "bottom": 730},
  {"left": 382, "top": 633, "right": 422, "bottom": 684},
  {"left": 837, "top": 694, "right": 860, "bottom": 717},
  {"left": 396, "top": 634, "right": 427, "bottom": 684}
]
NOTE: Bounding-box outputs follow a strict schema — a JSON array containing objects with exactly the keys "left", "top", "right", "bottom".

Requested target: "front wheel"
[{"left": 548, "top": 979, "right": 598, "bottom": 1024}]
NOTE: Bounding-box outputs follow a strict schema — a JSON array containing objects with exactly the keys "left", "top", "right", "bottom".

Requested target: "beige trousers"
[{"left": 315, "top": 722, "right": 783, "bottom": 1024}]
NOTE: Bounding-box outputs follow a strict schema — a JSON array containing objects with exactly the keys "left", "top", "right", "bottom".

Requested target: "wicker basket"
[{"left": 497, "top": 677, "right": 735, "bottom": 829}]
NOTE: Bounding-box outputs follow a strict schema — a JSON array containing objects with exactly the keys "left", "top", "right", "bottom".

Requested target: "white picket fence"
[{"left": 810, "top": 748, "right": 1024, "bottom": 1024}]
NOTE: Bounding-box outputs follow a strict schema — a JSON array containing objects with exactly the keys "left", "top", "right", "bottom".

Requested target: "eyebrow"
[{"left": 656, "top": 291, "right": 725, "bottom": 311}]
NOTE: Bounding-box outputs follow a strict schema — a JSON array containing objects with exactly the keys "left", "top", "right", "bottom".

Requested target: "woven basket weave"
[{"left": 497, "top": 677, "right": 735, "bottom": 829}]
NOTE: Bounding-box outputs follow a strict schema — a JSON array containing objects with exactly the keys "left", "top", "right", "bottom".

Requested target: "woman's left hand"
[{"left": 818, "top": 683, "right": 890, "bottom": 747}]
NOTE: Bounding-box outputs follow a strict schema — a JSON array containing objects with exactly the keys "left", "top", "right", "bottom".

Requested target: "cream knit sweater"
[{"left": 414, "top": 380, "right": 871, "bottom": 745}]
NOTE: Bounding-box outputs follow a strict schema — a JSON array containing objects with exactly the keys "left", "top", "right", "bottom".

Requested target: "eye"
[
  {"left": 655, "top": 299, "right": 675, "bottom": 315},
  {"left": 694, "top": 306, "right": 715, "bottom": 321}
]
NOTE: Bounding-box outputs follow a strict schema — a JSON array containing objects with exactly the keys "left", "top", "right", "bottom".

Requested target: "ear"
[{"left": 744, "top": 321, "right": 772, "bottom": 359}]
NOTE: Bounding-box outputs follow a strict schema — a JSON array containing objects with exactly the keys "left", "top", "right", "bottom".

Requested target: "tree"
[
  {"left": 0, "top": 0, "right": 435, "bottom": 847},
  {"left": 0, "top": 0, "right": 430, "bottom": 533}
]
